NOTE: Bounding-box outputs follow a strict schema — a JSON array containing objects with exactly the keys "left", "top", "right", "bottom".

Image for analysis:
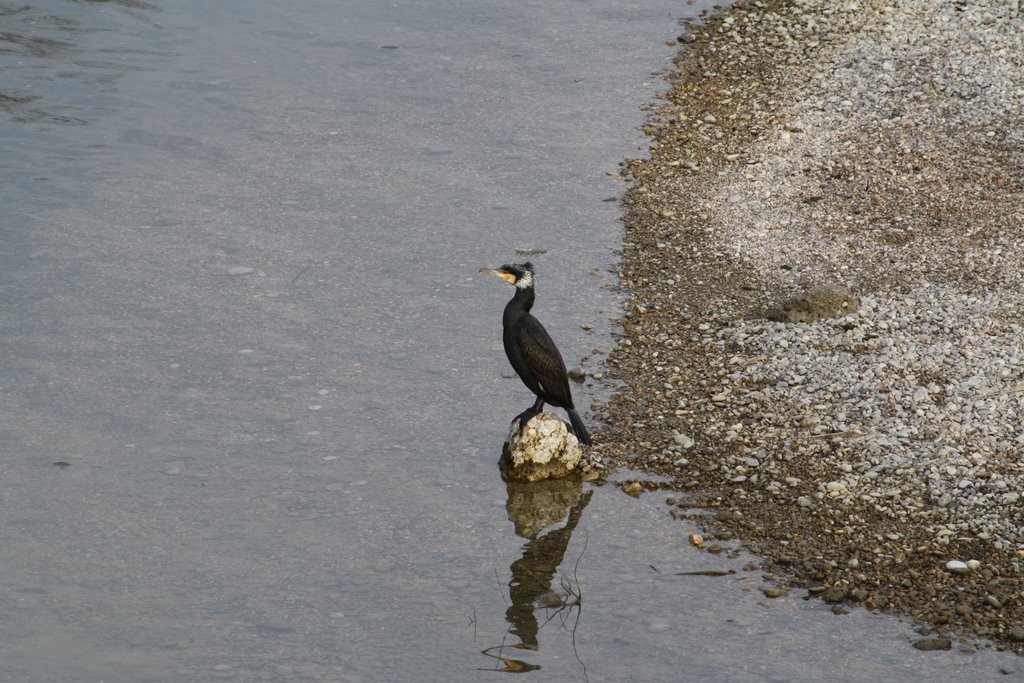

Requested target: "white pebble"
[{"left": 945, "top": 560, "right": 969, "bottom": 574}]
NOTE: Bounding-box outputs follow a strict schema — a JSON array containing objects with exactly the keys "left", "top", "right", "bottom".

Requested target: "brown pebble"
[
  {"left": 912, "top": 637, "right": 952, "bottom": 651},
  {"left": 623, "top": 481, "right": 643, "bottom": 496},
  {"left": 821, "top": 587, "right": 848, "bottom": 603}
]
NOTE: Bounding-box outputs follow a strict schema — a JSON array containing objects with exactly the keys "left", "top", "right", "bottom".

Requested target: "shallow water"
[{"left": 1, "top": 1, "right": 1020, "bottom": 681}]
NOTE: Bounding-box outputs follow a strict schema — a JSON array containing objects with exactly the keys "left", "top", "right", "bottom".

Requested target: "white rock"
[
  {"left": 945, "top": 560, "right": 970, "bottom": 574},
  {"left": 500, "top": 412, "right": 582, "bottom": 482},
  {"left": 673, "top": 432, "right": 695, "bottom": 448}
]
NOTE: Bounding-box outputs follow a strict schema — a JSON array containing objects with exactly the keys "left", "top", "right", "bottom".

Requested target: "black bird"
[{"left": 480, "top": 262, "right": 592, "bottom": 446}]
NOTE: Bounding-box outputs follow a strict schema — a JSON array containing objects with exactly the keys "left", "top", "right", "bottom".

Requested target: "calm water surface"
[{"left": 1, "top": 1, "right": 1020, "bottom": 681}]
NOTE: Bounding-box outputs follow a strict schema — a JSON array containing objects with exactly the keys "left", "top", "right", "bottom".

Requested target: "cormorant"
[{"left": 480, "top": 262, "right": 592, "bottom": 446}]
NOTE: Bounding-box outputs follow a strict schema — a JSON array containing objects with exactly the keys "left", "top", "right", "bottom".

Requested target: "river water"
[{"left": 1, "top": 1, "right": 1019, "bottom": 681}]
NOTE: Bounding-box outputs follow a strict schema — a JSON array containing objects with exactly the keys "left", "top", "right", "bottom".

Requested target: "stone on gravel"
[
  {"left": 765, "top": 285, "right": 860, "bottom": 323},
  {"left": 821, "top": 587, "right": 848, "bottom": 603},
  {"left": 945, "top": 560, "right": 970, "bottom": 575}
]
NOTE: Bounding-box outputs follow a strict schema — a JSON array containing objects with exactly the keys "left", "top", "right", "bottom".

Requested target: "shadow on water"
[{"left": 482, "top": 478, "right": 594, "bottom": 675}]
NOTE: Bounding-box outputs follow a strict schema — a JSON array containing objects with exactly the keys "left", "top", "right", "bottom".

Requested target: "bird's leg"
[{"left": 514, "top": 398, "right": 546, "bottom": 430}]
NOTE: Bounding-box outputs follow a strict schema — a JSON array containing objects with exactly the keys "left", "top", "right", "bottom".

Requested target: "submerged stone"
[{"left": 912, "top": 637, "right": 952, "bottom": 651}]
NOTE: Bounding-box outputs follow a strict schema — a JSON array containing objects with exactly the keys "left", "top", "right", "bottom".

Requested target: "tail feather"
[{"left": 567, "top": 409, "right": 592, "bottom": 446}]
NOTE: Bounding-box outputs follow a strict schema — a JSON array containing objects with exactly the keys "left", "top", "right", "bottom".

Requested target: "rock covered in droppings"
[
  {"left": 765, "top": 285, "right": 859, "bottom": 323},
  {"left": 500, "top": 412, "right": 582, "bottom": 482}
]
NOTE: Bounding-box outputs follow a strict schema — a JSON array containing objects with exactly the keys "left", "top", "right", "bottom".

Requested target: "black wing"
[{"left": 515, "top": 315, "right": 573, "bottom": 408}]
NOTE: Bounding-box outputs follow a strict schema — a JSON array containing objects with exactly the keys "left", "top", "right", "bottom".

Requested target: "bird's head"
[{"left": 479, "top": 262, "right": 534, "bottom": 289}]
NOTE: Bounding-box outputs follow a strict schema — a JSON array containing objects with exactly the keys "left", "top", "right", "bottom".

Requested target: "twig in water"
[
  {"left": 570, "top": 531, "right": 590, "bottom": 683},
  {"left": 495, "top": 568, "right": 508, "bottom": 606},
  {"left": 677, "top": 569, "right": 736, "bottom": 577}
]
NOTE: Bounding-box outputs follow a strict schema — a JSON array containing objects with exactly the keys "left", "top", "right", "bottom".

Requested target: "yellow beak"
[{"left": 479, "top": 267, "right": 516, "bottom": 284}]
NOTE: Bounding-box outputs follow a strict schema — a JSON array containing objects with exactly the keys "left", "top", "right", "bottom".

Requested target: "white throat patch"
[{"left": 514, "top": 270, "right": 533, "bottom": 289}]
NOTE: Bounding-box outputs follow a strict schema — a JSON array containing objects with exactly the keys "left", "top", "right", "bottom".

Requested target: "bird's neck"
[{"left": 504, "top": 285, "right": 534, "bottom": 322}]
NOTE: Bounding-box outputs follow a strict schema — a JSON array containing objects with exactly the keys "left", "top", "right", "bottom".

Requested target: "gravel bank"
[{"left": 595, "top": 0, "right": 1024, "bottom": 651}]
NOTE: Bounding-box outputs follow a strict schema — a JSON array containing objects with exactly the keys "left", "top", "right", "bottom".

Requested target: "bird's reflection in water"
[{"left": 480, "top": 477, "right": 593, "bottom": 674}]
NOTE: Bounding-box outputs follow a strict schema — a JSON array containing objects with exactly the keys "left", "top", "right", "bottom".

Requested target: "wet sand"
[{"left": 596, "top": 0, "right": 1024, "bottom": 652}]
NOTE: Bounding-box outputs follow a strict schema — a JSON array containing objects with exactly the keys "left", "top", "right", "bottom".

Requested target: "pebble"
[
  {"left": 623, "top": 482, "right": 643, "bottom": 496},
  {"left": 646, "top": 617, "right": 672, "bottom": 632},
  {"left": 945, "top": 560, "right": 969, "bottom": 574},
  {"left": 821, "top": 587, "right": 847, "bottom": 603},
  {"left": 673, "top": 432, "right": 695, "bottom": 448},
  {"left": 226, "top": 266, "right": 255, "bottom": 275},
  {"left": 912, "top": 637, "right": 952, "bottom": 651}
]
